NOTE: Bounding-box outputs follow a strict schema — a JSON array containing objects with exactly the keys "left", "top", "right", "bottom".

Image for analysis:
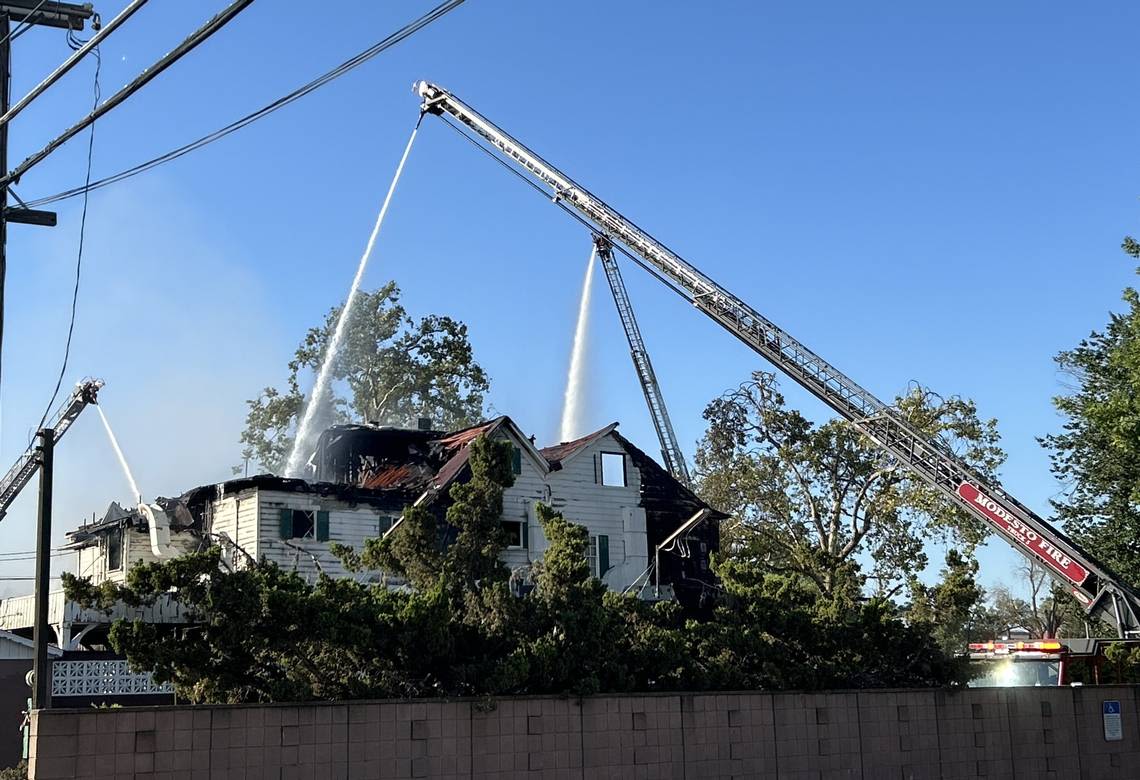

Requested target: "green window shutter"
[
  {"left": 511, "top": 447, "right": 522, "bottom": 475},
  {"left": 521, "top": 520, "right": 529, "bottom": 549},
  {"left": 598, "top": 535, "right": 609, "bottom": 577},
  {"left": 316, "top": 511, "right": 330, "bottom": 542},
  {"left": 279, "top": 508, "right": 293, "bottom": 539}
]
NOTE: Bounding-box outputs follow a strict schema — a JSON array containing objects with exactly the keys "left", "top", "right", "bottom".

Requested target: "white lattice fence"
[{"left": 51, "top": 659, "right": 174, "bottom": 697}]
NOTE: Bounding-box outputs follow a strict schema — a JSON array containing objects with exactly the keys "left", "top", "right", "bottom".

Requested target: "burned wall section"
[{"left": 614, "top": 431, "right": 723, "bottom": 612}]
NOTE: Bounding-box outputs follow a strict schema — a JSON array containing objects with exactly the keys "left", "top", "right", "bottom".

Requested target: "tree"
[
  {"left": 974, "top": 561, "right": 1090, "bottom": 640},
  {"left": 1042, "top": 236, "right": 1140, "bottom": 586},
  {"left": 510, "top": 503, "right": 625, "bottom": 695},
  {"left": 695, "top": 371, "right": 1004, "bottom": 596},
  {"left": 906, "top": 550, "right": 988, "bottom": 653},
  {"left": 64, "top": 433, "right": 970, "bottom": 703},
  {"left": 239, "top": 282, "right": 490, "bottom": 473},
  {"left": 686, "top": 555, "right": 969, "bottom": 691}
]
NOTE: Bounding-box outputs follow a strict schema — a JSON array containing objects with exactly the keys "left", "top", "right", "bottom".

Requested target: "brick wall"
[{"left": 28, "top": 686, "right": 1140, "bottom": 779}]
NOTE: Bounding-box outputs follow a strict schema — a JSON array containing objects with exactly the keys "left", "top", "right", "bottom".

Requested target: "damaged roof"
[
  {"left": 181, "top": 474, "right": 407, "bottom": 511},
  {"left": 538, "top": 422, "right": 619, "bottom": 469},
  {"left": 318, "top": 416, "right": 549, "bottom": 495}
]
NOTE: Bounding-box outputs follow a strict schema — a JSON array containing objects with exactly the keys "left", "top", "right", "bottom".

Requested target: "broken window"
[
  {"left": 278, "top": 509, "right": 330, "bottom": 541},
  {"left": 501, "top": 520, "right": 526, "bottom": 549},
  {"left": 106, "top": 527, "right": 123, "bottom": 571},
  {"left": 600, "top": 452, "right": 626, "bottom": 487}
]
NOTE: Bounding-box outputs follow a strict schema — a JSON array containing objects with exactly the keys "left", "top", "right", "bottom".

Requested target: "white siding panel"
[
  {"left": 125, "top": 529, "right": 199, "bottom": 571},
  {"left": 254, "top": 490, "right": 396, "bottom": 582},
  {"left": 542, "top": 433, "right": 643, "bottom": 590}
]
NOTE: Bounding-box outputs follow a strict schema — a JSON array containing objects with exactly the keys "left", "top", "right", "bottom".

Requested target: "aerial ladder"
[
  {"left": 594, "top": 235, "right": 691, "bottom": 487},
  {"left": 414, "top": 81, "right": 1140, "bottom": 638},
  {"left": 0, "top": 379, "right": 102, "bottom": 522}
]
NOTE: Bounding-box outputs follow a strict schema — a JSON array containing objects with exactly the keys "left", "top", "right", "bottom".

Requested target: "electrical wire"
[
  {"left": 35, "top": 44, "right": 98, "bottom": 431},
  {"left": 21, "top": 0, "right": 468, "bottom": 209},
  {"left": 1, "top": 0, "right": 256, "bottom": 189},
  {"left": 0, "top": 0, "right": 50, "bottom": 48}
]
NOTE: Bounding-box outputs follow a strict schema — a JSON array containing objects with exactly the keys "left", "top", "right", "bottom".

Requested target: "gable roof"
[{"left": 538, "top": 422, "right": 619, "bottom": 470}]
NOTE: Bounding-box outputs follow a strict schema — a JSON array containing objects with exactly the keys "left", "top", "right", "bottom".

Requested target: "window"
[
  {"left": 600, "top": 452, "right": 626, "bottom": 487},
  {"left": 511, "top": 447, "right": 522, "bottom": 475},
  {"left": 106, "top": 527, "right": 123, "bottom": 571},
  {"left": 501, "top": 520, "right": 527, "bottom": 549},
  {"left": 278, "top": 509, "right": 329, "bottom": 541},
  {"left": 586, "top": 534, "right": 610, "bottom": 578}
]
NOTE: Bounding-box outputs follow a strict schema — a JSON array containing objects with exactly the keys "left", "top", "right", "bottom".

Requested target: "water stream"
[
  {"left": 559, "top": 245, "right": 597, "bottom": 442},
  {"left": 285, "top": 121, "right": 422, "bottom": 477},
  {"left": 96, "top": 405, "right": 142, "bottom": 505}
]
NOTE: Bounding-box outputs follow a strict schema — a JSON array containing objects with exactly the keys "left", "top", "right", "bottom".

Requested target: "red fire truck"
[{"left": 968, "top": 638, "right": 1140, "bottom": 686}]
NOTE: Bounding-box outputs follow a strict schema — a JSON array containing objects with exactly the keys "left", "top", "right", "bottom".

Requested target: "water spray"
[
  {"left": 560, "top": 244, "right": 597, "bottom": 442},
  {"left": 96, "top": 405, "right": 141, "bottom": 505},
  {"left": 286, "top": 117, "right": 423, "bottom": 477}
]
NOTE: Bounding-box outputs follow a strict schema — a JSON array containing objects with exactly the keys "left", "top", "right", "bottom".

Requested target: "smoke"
[{"left": 560, "top": 246, "right": 597, "bottom": 442}]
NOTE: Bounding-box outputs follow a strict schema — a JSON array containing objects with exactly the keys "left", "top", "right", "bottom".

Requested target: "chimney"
[{"left": 417, "top": 417, "right": 432, "bottom": 431}]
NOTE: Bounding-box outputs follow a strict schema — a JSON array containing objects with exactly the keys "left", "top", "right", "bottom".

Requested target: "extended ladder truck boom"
[
  {"left": 414, "top": 81, "right": 1140, "bottom": 638},
  {"left": 0, "top": 379, "right": 102, "bottom": 522},
  {"left": 594, "top": 236, "right": 691, "bottom": 487}
]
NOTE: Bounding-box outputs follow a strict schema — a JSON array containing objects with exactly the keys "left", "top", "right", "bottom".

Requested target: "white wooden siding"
[
  {"left": 252, "top": 490, "right": 397, "bottom": 582},
  {"left": 0, "top": 591, "right": 189, "bottom": 634},
  {"left": 493, "top": 430, "right": 649, "bottom": 591},
  {"left": 52, "top": 426, "right": 656, "bottom": 597},
  {"left": 75, "top": 526, "right": 198, "bottom": 586},
  {"left": 125, "top": 528, "right": 199, "bottom": 572},
  {"left": 208, "top": 490, "right": 262, "bottom": 565},
  {"left": 541, "top": 432, "right": 648, "bottom": 589}
]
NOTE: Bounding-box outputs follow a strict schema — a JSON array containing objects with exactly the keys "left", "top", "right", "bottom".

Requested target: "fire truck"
[{"left": 967, "top": 637, "right": 1140, "bottom": 686}]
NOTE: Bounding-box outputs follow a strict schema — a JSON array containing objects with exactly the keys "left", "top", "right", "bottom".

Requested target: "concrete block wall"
[{"left": 28, "top": 686, "right": 1140, "bottom": 779}]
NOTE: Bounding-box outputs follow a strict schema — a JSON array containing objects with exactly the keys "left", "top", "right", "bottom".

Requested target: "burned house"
[
  {"left": 0, "top": 416, "right": 723, "bottom": 653},
  {"left": 310, "top": 416, "right": 723, "bottom": 607}
]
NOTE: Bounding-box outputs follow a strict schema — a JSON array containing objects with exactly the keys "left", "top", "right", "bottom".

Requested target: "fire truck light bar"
[{"left": 968, "top": 641, "right": 1063, "bottom": 653}]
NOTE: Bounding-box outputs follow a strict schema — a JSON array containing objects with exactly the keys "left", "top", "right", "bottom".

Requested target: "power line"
[
  {"left": 0, "top": 0, "right": 48, "bottom": 47},
  {"left": 0, "top": 0, "right": 146, "bottom": 130},
  {"left": 21, "top": 0, "right": 468, "bottom": 209},
  {"left": 0, "top": 0, "right": 257, "bottom": 189},
  {"left": 36, "top": 42, "right": 96, "bottom": 431}
]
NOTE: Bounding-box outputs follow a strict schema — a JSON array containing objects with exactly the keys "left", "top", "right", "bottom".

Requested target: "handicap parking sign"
[{"left": 1103, "top": 700, "right": 1122, "bottom": 741}]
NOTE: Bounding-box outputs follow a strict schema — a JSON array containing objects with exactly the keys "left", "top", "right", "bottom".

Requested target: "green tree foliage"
[
  {"left": 239, "top": 282, "right": 489, "bottom": 473},
  {"left": 0, "top": 761, "right": 26, "bottom": 780},
  {"left": 65, "top": 436, "right": 968, "bottom": 704},
  {"left": 971, "top": 562, "right": 1095, "bottom": 641},
  {"left": 695, "top": 371, "right": 1004, "bottom": 596},
  {"left": 688, "top": 555, "right": 967, "bottom": 690},
  {"left": 1042, "top": 237, "right": 1140, "bottom": 586},
  {"left": 906, "top": 550, "right": 989, "bottom": 653}
]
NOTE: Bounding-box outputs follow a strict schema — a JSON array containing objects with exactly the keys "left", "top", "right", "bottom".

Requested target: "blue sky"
[{"left": 0, "top": 1, "right": 1136, "bottom": 597}]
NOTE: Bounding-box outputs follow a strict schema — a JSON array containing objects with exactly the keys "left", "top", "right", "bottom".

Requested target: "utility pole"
[
  {"left": 30, "top": 427, "right": 53, "bottom": 709},
  {"left": 0, "top": 0, "right": 94, "bottom": 403}
]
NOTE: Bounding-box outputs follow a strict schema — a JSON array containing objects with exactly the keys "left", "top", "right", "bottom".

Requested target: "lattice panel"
[{"left": 51, "top": 659, "right": 174, "bottom": 697}]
